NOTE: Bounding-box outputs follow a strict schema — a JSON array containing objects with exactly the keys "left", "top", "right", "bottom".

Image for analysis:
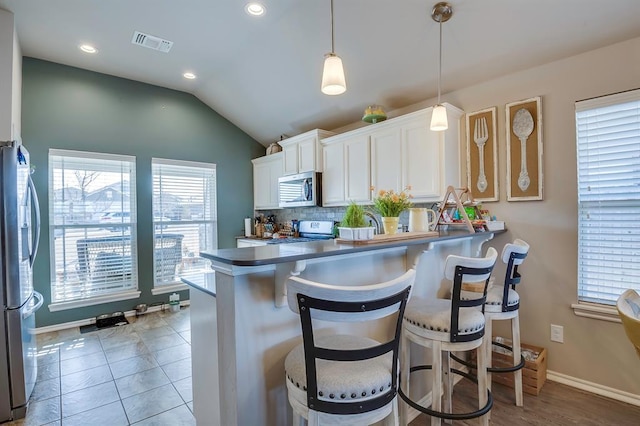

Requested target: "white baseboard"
[
  {"left": 547, "top": 370, "right": 640, "bottom": 407},
  {"left": 35, "top": 300, "right": 190, "bottom": 335}
]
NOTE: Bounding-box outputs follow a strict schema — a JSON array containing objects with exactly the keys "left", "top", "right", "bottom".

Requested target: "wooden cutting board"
[{"left": 336, "top": 231, "right": 439, "bottom": 245}]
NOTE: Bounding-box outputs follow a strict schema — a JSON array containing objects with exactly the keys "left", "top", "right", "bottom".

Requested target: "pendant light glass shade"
[
  {"left": 321, "top": 53, "right": 346, "bottom": 95},
  {"left": 430, "top": 104, "right": 448, "bottom": 131}
]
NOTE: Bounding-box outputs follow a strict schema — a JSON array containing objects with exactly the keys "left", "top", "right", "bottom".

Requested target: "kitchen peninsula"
[{"left": 184, "top": 229, "right": 503, "bottom": 425}]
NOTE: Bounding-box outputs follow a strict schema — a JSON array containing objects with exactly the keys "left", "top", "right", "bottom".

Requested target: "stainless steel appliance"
[
  {"left": 268, "top": 220, "right": 334, "bottom": 244},
  {"left": 278, "top": 171, "right": 322, "bottom": 208},
  {"left": 0, "top": 141, "right": 43, "bottom": 422}
]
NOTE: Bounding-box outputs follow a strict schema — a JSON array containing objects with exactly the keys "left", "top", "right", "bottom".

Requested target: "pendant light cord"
[
  {"left": 330, "top": 0, "right": 335, "bottom": 54},
  {"left": 437, "top": 18, "right": 442, "bottom": 104}
]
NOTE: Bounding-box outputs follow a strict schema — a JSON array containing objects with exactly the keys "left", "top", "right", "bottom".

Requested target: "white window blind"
[
  {"left": 576, "top": 89, "right": 640, "bottom": 305},
  {"left": 152, "top": 159, "right": 217, "bottom": 287},
  {"left": 49, "top": 149, "right": 138, "bottom": 304}
]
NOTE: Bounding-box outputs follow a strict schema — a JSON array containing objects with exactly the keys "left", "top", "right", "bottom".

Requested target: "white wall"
[
  {"left": 0, "top": 8, "right": 20, "bottom": 141},
  {"left": 335, "top": 36, "right": 640, "bottom": 397}
]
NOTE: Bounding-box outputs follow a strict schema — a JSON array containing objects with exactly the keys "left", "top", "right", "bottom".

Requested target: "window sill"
[
  {"left": 151, "top": 283, "right": 189, "bottom": 296},
  {"left": 571, "top": 302, "right": 621, "bottom": 323},
  {"left": 49, "top": 290, "right": 141, "bottom": 312}
]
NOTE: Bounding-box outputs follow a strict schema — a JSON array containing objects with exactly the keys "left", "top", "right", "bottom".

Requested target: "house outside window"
[
  {"left": 575, "top": 89, "right": 640, "bottom": 308},
  {"left": 49, "top": 149, "right": 139, "bottom": 310},
  {"left": 151, "top": 158, "right": 217, "bottom": 293}
]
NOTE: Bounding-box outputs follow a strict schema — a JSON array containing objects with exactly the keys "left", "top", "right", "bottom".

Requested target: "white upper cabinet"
[
  {"left": 252, "top": 152, "right": 283, "bottom": 210},
  {"left": 322, "top": 133, "right": 371, "bottom": 206},
  {"left": 279, "top": 129, "right": 334, "bottom": 175},
  {"left": 321, "top": 104, "right": 463, "bottom": 206}
]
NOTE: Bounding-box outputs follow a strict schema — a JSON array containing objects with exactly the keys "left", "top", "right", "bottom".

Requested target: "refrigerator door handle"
[
  {"left": 22, "top": 291, "right": 43, "bottom": 320},
  {"left": 27, "top": 174, "right": 41, "bottom": 268}
]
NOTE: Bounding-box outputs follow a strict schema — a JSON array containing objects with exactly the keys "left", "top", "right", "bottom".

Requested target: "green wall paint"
[{"left": 21, "top": 58, "right": 264, "bottom": 327}]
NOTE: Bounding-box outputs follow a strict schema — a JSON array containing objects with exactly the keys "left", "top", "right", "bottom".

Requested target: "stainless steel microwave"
[{"left": 278, "top": 171, "right": 322, "bottom": 208}]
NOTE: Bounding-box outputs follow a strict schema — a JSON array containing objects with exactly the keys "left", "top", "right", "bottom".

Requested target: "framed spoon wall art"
[
  {"left": 506, "top": 96, "right": 543, "bottom": 201},
  {"left": 466, "top": 107, "right": 498, "bottom": 202}
]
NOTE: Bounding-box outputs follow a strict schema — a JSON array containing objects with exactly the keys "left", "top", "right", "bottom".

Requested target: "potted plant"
[
  {"left": 338, "top": 201, "right": 375, "bottom": 240},
  {"left": 372, "top": 186, "right": 413, "bottom": 234}
]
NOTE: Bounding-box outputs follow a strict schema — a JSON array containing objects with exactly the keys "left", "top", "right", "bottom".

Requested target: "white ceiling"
[{"left": 2, "top": 0, "right": 640, "bottom": 146}]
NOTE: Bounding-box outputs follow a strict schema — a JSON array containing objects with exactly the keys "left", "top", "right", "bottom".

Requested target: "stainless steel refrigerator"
[{"left": 0, "top": 140, "right": 42, "bottom": 422}]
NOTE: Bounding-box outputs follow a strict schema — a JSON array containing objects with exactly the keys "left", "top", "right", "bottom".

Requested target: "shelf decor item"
[
  {"left": 362, "top": 105, "right": 387, "bottom": 124},
  {"left": 506, "top": 96, "right": 543, "bottom": 201},
  {"left": 372, "top": 186, "right": 413, "bottom": 235},
  {"left": 338, "top": 201, "right": 374, "bottom": 240},
  {"left": 466, "top": 107, "right": 498, "bottom": 202}
]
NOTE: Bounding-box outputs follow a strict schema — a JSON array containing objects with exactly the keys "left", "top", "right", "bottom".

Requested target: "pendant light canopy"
[
  {"left": 430, "top": 2, "right": 452, "bottom": 131},
  {"left": 321, "top": 0, "right": 346, "bottom": 95}
]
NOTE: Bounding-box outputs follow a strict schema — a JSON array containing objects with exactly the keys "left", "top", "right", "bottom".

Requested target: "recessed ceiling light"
[
  {"left": 183, "top": 72, "right": 196, "bottom": 80},
  {"left": 79, "top": 44, "right": 97, "bottom": 54},
  {"left": 245, "top": 3, "right": 265, "bottom": 16}
]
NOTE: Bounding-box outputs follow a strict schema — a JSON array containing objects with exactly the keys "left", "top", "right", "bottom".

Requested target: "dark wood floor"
[{"left": 410, "top": 379, "right": 640, "bottom": 425}]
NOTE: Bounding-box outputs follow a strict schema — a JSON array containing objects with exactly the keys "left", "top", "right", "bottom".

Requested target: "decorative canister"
[{"left": 266, "top": 142, "right": 282, "bottom": 155}]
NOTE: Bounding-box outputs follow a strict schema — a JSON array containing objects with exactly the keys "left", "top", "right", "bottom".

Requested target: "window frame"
[
  {"left": 151, "top": 158, "right": 217, "bottom": 294},
  {"left": 48, "top": 149, "right": 139, "bottom": 311},
  {"left": 572, "top": 89, "right": 640, "bottom": 321}
]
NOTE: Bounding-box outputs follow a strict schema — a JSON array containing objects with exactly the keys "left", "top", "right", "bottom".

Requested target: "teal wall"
[{"left": 21, "top": 58, "right": 264, "bottom": 327}]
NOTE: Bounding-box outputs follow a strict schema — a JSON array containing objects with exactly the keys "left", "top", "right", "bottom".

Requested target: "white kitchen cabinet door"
[
  {"left": 252, "top": 153, "right": 283, "bottom": 210},
  {"left": 322, "top": 142, "right": 345, "bottom": 206},
  {"left": 401, "top": 114, "right": 441, "bottom": 201},
  {"left": 280, "top": 130, "right": 334, "bottom": 175},
  {"left": 370, "top": 126, "right": 402, "bottom": 194},
  {"left": 345, "top": 135, "right": 371, "bottom": 203}
]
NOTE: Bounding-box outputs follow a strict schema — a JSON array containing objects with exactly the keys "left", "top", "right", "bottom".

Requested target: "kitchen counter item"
[{"left": 244, "top": 218, "right": 252, "bottom": 237}]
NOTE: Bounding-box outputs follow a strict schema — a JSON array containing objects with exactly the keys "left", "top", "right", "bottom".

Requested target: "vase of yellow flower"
[{"left": 372, "top": 186, "right": 413, "bottom": 235}]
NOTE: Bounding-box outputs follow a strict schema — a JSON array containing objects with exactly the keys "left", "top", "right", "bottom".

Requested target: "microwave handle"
[{"left": 303, "top": 178, "right": 311, "bottom": 200}]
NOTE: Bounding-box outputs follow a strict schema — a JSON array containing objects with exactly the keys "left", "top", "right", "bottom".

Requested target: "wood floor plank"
[{"left": 409, "top": 379, "right": 640, "bottom": 425}]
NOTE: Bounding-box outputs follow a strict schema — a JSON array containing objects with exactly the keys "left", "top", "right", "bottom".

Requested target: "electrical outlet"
[{"left": 550, "top": 324, "right": 564, "bottom": 343}]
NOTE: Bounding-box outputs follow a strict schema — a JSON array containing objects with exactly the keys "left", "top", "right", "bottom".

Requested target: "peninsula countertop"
[{"left": 201, "top": 229, "right": 505, "bottom": 267}]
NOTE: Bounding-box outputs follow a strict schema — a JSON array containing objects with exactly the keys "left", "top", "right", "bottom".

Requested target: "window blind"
[
  {"left": 576, "top": 89, "right": 640, "bottom": 305},
  {"left": 152, "top": 159, "right": 217, "bottom": 286},
  {"left": 49, "top": 149, "right": 138, "bottom": 303}
]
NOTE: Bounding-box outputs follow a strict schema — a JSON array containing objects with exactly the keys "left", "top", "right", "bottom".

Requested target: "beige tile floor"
[{"left": 3, "top": 307, "right": 194, "bottom": 426}]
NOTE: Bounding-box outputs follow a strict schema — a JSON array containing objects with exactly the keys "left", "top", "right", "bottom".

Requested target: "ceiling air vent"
[{"left": 131, "top": 31, "right": 173, "bottom": 53}]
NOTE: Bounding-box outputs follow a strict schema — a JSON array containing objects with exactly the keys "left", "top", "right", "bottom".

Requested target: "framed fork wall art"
[
  {"left": 506, "top": 96, "right": 543, "bottom": 201},
  {"left": 466, "top": 107, "right": 498, "bottom": 202}
]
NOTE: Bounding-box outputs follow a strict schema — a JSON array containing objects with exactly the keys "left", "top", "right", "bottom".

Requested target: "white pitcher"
[{"left": 408, "top": 208, "right": 437, "bottom": 232}]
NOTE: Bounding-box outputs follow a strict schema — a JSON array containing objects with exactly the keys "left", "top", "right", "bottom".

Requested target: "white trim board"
[
  {"left": 35, "top": 300, "right": 191, "bottom": 334},
  {"left": 547, "top": 370, "right": 640, "bottom": 407}
]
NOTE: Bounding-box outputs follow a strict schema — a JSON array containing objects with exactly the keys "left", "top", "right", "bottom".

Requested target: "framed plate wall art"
[
  {"left": 506, "top": 96, "right": 543, "bottom": 201},
  {"left": 466, "top": 107, "right": 498, "bottom": 202}
]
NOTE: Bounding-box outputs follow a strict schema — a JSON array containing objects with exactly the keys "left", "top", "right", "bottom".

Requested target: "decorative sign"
[
  {"left": 506, "top": 96, "right": 543, "bottom": 201},
  {"left": 466, "top": 107, "right": 498, "bottom": 202}
]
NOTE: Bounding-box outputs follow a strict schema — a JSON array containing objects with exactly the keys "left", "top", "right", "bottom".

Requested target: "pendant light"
[
  {"left": 321, "top": 0, "right": 346, "bottom": 95},
  {"left": 430, "top": 2, "right": 452, "bottom": 131}
]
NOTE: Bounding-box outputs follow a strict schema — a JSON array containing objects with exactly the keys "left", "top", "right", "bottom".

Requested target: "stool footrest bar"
[{"left": 450, "top": 341, "right": 526, "bottom": 373}]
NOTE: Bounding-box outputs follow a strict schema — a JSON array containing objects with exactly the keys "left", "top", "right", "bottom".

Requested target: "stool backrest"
[
  {"left": 286, "top": 269, "right": 415, "bottom": 415},
  {"left": 446, "top": 247, "right": 498, "bottom": 342},
  {"left": 617, "top": 289, "right": 640, "bottom": 359},
  {"left": 499, "top": 239, "right": 530, "bottom": 312}
]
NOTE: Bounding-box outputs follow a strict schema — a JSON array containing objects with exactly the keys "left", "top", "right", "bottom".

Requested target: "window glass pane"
[
  {"left": 152, "top": 159, "right": 217, "bottom": 286},
  {"left": 49, "top": 150, "right": 137, "bottom": 303},
  {"left": 576, "top": 90, "right": 640, "bottom": 305}
]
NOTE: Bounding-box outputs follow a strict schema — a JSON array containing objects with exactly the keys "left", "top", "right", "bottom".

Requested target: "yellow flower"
[{"left": 371, "top": 186, "right": 413, "bottom": 217}]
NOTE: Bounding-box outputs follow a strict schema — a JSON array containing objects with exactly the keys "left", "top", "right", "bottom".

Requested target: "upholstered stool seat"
[
  {"left": 399, "top": 248, "right": 498, "bottom": 426},
  {"left": 462, "top": 285, "right": 520, "bottom": 312},
  {"left": 285, "top": 335, "right": 393, "bottom": 405}
]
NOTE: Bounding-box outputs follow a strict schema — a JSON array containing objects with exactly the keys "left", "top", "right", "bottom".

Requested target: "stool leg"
[
  {"left": 477, "top": 337, "right": 490, "bottom": 426},
  {"left": 442, "top": 350, "right": 452, "bottom": 424},
  {"left": 384, "top": 397, "right": 400, "bottom": 426},
  {"left": 307, "top": 410, "right": 319, "bottom": 426},
  {"left": 484, "top": 317, "right": 493, "bottom": 394},
  {"left": 399, "top": 332, "right": 410, "bottom": 426},
  {"left": 431, "top": 341, "right": 442, "bottom": 426},
  {"left": 512, "top": 313, "right": 524, "bottom": 407}
]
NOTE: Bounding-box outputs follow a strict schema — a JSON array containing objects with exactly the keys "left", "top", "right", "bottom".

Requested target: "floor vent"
[{"left": 131, "top": 31, "right": 173, "bottom": 53}]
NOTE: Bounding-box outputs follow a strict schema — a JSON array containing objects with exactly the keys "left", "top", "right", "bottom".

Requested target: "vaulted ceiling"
[{"left": 2, "top": 0, "right": 640, "bottom": 146}]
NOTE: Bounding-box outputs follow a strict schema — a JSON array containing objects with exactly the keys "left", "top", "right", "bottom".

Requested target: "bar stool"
[
  {"left": 473, "top": 239, "right": 530, "bottom": 407},
  {"left": 399, "top": 247, "right": 497, "bottom": 426},
  {"left": 284, "top": 269, "right": 416, "bottom": 425}
]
